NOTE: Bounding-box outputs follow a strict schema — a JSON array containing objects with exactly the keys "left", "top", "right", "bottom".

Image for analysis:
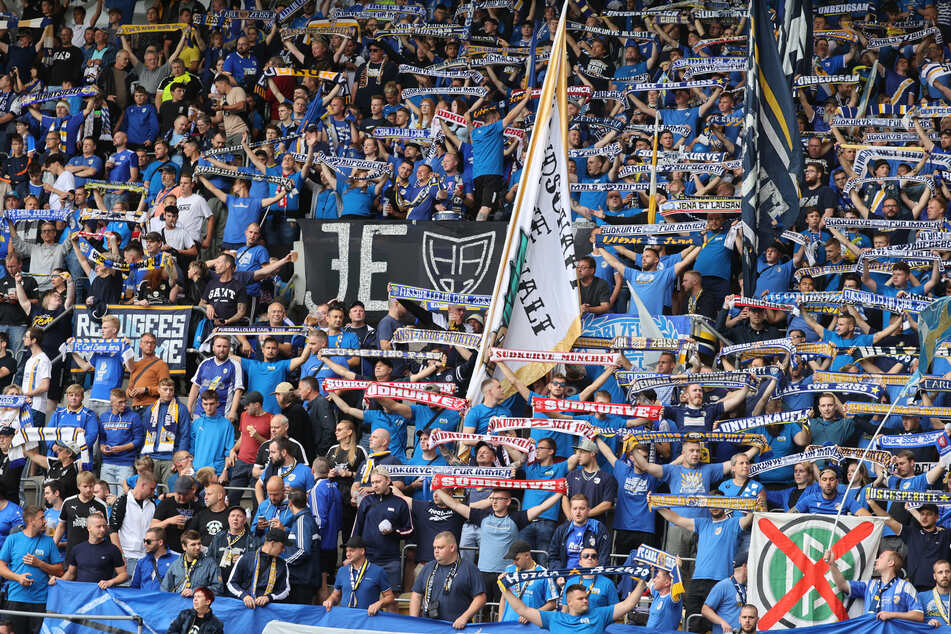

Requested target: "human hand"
[
  {"left": 255, "top": 595, "right": 270, "bottom": 606},
  {"left": 19, "top": 572, "right": 33, "bottom": 586},
  {"left": 182, "top": 589, "right": 195, "bottom": 597},
  {"left": 452, "top": 616, "right": 467, "bottom": 629},
  {"left": 243, "top": 595, "right": 256, "bottom": 609}
]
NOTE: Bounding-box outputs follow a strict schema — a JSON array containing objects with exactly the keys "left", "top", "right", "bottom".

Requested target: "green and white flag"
[{"left": 749, "top": 512, "right": 884, "bottom": 629}]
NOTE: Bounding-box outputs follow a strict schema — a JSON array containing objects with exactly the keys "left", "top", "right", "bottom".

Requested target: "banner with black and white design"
[{"left": 72, "top": 306, "right": 192, "bottom": 373}]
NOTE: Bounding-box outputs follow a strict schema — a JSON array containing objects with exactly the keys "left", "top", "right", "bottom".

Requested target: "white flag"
[{"left": 465, "top": 4, "right": 580, "bottom": 404}]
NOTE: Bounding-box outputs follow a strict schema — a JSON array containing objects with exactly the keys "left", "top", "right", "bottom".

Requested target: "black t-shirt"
[
  {"left": 68, "top": 539, "right": 125, "bottom": 583},
  {"left": 202, "top": 276, "right": 248, "bottom": 321},
  {"left": 0, "top": 273, "right": 37, "bottom": 326},
  {"left": 410, "top": 558, "right": 486, "bottom": 621},
  {"left": 797, "top": 184, "right": 837, "bottom": 223},
  {"left": 579, "top": 277, "right": 611, "bottom": 309},
  {"left": 411, "top": 502, "right": 464, "bottom": 563},
  {"left": 254, "top": 438, "right": 306, "bottom": 470},
  {"left": 159, "top": 100, "right": 189, "bottom": 133},
  {"left": 187, "top": 507, "right": 229, "bottom": 546},
  {"left": 60, "top": 495, "right": 109, "bottom": 556},
  {"left": 29, "top": 304, "right": 67, "bottom": 359},
  {"left": 578, "top": 52, "right": 616, "bottom": 89},
  {"left": 0, "top": 350, "right": 15, "bottom": 390},
  {"left": 47, "top": 461, "right": 79, "bottom": 500},
  {"left": 0, "top": 451, "right": 22, "bottom": 506},
  {"left": 153, "top": 497, "right": 203, "bottom": 552},
  {"left": 136, "top": 278, "right": 173, "bottom": 305},
  {"left": 48, "top": 46, "right": 85, "bottom": 86}
]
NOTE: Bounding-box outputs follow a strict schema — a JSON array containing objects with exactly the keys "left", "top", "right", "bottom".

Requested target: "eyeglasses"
[
  {"left": 143, "top": 539, "right": 154, "bottom": 544},
  {"left": 489, "top": 497, "right": 509, "bottom": 502},
  {"left": 551, "top": 381, "right": 567, "bottom": 386},
  {"left": 580, "top": 553, "right": 598, "bottom": 559}
]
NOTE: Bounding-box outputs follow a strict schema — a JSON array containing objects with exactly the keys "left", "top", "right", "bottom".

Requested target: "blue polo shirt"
[
  {"left": 612, "top": 460, "right": 656, "bottom": 533},
  {"left": 559, "top": 575, "right": 619, "bottom": 608},
  {"left": 334, "top": 560, "right": 391, "bottom": 608},
  {"left": 66, "top": 154, "right": 103, "bottom": 188}
]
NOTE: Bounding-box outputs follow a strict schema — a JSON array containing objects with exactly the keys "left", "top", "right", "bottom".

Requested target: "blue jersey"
[
  {"left": 538, "top": 605, "right": 614, "bottom": 634},
  {"left": 693, "top": 516, "right": 742, "bottom": 581},
  {"left": 623, "top": 263, "right": 678, "bottom": 317},
  {"left": 234, "top": 245, "right": 270, "bottom": 296},
  {"left": 501, "top": 563, "right": 558, "bottom": 621},
  {"left": 560, "top": 575, "right": 618, "bottom": 608},
  {"left": 524, "top": 461, "right": 570, "bottom": 521},
  {"left": 87, "top": 345, "right": 134, "bottom": 402},
  {"left": 646, "top": 589, "right": 682, "bottom": 630},
  {"left": 223, "top": 196, "right": 263, "bottom": 244},
  {"left": 661, "top": 463, "right": 723, "bottom": 518},
  {"left": 241, "top": 358, "right": 291, "bottom": 414},
  {"left": 191, "top": 357, "right": 244, "bottom": 417},
  {"left": 190, "top": 415, "right": 235, "bottom": 474},
  {"left": 848, "top": 577, "right": 922, "bottom": 615},
  {"left": 919, "top": 589, "right": 951, "bottom": 623},
  {"left": 47, "top": 407, "right": 100, "bottom": 468},
  {"left": 612, "top": 460, "right": 657, "bottom": 533},
  {"left": 794, "top": 490, "right": 867, "bottom": 515},
  {"left": 107, "top": 148, "right": 137, "bottom": 182},
  {"left": 223, "top": 51, "right": 258, "bottom": 85},
  {"left": 363, "top": 410, "right": 408, "bottom": 460},
  {"left": 0, "top": 503, "right": 23, "bottom": 552},
  {"left": 66, "top": 154, "right": 103, "bottom": 188},
  {"left": 704, "top": 576, "right": 746, "bottom": 634},
  {"left": 471, "top": 120, "right": 505, "bottom": 177}
]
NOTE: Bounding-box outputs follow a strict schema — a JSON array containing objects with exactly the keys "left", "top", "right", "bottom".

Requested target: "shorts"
[{"left": 474, "top": 174, "right": 503, "bottom": 210}]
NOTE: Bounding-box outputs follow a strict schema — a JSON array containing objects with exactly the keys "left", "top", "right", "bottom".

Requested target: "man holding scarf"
[
  {"left": 324, "top": 535, "right": 394, "bottom": 613},
  {"left": 141, "top": 377, "right": 191, "bottom": 486}
]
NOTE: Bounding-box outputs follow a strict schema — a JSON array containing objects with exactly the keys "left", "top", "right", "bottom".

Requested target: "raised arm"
[
  {"left": 198, "top": 176, "right": 228, "bottom": 203},
  {"left": 495, "top": 359, "right": 531, "bottom": 401},
  {"left": 433, "top": 488, "right": 471, "bottom": 520},
  {"left": 525, "top": 492, "right": 562, "bottom": 521}
]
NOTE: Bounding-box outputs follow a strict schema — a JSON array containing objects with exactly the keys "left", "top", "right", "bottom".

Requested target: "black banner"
[
  {"left": 299, "top": 219, "right": 597, "bottom": 318},
  {"left": 300, "top": 219, "right": 508, "bottom": 316},
  {"left": 72, "top": 305, "right": 194, "bottom": 373}
]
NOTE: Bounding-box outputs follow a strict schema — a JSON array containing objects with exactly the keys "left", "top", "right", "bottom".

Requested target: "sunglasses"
[
  {"left": 144, "top": 539, "right": 155, "bottom": 544},
  {"left": 580, "top": 553, "right": 598, "bottom": 559}
]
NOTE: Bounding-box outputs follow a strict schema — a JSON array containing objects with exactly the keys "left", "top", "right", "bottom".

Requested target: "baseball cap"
[
  {"left": 466, "top": 313, "right": 484, "bottom": 325},
  {"left": 346, "top": 535, "right": 367, "bottom": 549},
  {"left": 272, "top": 382, "right": 295, "bottom": 395},
  {"left": 241, "top": 390, "right": 264, "bottom": 406},
  {"left": 942, "top": 129, "right": 951, "bottom": 137},
  {"left": 0, "top": 427, "right": 15, "bottom": 437},
  {"left": 54, "top": 439, "right": 82, "bottom": 455},
  {"left": 174, "top": 475, "right": 197, "bottom": 493},
  {"left": 265, "top": 527, "right": 290, "bottom": 544},
  {"left": 920, "top": 503, "right": 940, "bottom": 514},
  {"left": 505, "top": 539, "right": 532, "bottom": 559},
  {"left": 574, "top": 438, "right": 598, "bottom": 453},
  {"left": 226, "top": 505, "right": 247, "bottom": 518},
  {"left": 733, "top": 552, "right": 748, "bottom": 567}
]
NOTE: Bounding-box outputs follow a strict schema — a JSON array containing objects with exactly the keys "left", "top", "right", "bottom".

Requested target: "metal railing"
[{"left": 9, "top": 608, "right": 143, "bottom": 634}]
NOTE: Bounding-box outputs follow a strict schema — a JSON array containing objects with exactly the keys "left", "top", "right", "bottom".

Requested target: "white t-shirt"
[
  {"left": 22, "top": 351, "right": 51, "bottom": 413},
  {"left": 50, "top": 171, "right": 76, "bottom": 210},
  {"left": 157, "top": 225, "right": 195, "bottom": 251},
  {"left": 175, "top": 193, "right": 212, "bottom": 243}
]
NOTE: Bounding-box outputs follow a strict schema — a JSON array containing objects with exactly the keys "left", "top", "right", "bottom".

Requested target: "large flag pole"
[
  {"left": 464, "top": 1, "right": 580, "bottom": 404},
  {"left": 647, "top": 111, "right": 661, "bottom": 225}
]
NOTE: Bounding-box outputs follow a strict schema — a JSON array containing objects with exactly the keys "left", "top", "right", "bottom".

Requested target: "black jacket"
[{"left": 166, "top": 609, "right": 224, "bottom": 634}]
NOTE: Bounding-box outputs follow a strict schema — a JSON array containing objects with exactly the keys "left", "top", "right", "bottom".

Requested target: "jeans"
[
  {"left": 519, "top": 518, "right": 558, "bottom": 565},
  {"left": 101, "top": 463, "right": 134, "bottom": 496},
  {"left": 0, "top": 324, "right": 26, "bottom": 356},
  {"left": 125, "top": 557, "right": 140, "bottom": 581},
  {"left": 459, "top": 522, "right": 480, "bottom": 564},
  {"left": 228, "top": 458, "right": 254, "bottom": 506},
  {"left": 262, "top": 213, "right": 299, "bottom": 258}
]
